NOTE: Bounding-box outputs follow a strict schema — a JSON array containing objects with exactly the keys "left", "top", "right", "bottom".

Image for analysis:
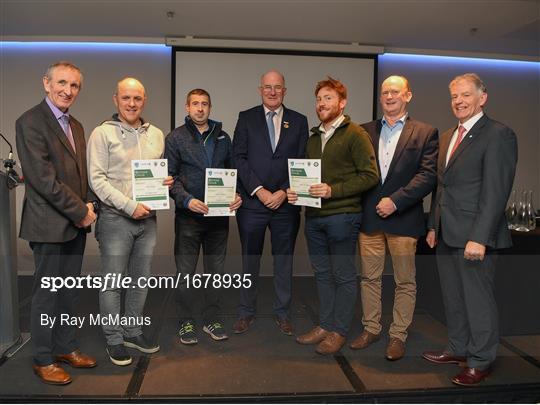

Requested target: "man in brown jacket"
[{"left": 16, "top": 61, "right": 97, "bottom": 385}]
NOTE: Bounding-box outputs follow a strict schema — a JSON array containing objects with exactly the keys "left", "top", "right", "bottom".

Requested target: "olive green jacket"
[{"left": 305, "top": 115, "right": 379, "bottom": 217}]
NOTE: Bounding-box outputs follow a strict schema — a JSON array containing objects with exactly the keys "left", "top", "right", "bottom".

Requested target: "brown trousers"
[{"left": 359, "top": 231, "right": 418, "bottom": 342}]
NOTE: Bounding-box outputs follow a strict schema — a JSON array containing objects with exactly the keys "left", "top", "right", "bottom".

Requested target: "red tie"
[{"left": 449, "top": 125, "right": 466, "bottom": 159}]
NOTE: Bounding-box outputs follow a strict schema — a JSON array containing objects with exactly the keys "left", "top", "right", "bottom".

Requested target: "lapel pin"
[{"left": 283, "top": 121, "right": 289, "bottom": 129}]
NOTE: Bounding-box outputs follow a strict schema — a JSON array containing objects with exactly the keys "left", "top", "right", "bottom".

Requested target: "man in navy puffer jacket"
[{"left": 165, "top": 89, "right": 242, "bottom": 345}]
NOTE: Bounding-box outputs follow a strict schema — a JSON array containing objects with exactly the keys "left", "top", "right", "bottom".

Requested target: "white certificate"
[
  {"left": 288, "top": 158, "right": 321, "bottom": 208},
  {"left": 204, "top": 168, "right": 237, "bottom": 216},
  {"left": 131, "top": 159, "right": 170, "bottom": 210}
]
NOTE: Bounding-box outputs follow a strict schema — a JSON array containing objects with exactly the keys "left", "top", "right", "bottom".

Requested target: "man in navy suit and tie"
[
  {"left": 349, "top": 75, "right": 438, "bottom": 360},
  {"left": 232, "top": 70, "right": 309, "bottom": 335}
]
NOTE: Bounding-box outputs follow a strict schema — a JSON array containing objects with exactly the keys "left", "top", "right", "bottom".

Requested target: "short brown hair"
[
  {"left": 315, "top": 76, "right": 347, "bottom": 100},
  {"left": 186, "top": 88, "right": 211, "bottom": 106}
]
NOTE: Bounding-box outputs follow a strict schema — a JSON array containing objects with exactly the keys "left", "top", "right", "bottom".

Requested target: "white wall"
[{"left": 174, "top": 51, "right": 375, "bottom": 132}]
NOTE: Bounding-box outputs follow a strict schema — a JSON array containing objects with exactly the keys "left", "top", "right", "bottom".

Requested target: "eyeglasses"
[
  {"left": 381, "top": 90, "right": 401, "bottom": 97},
  {"left": 261, "top": 85, "right": 284, "bottom": 93}
]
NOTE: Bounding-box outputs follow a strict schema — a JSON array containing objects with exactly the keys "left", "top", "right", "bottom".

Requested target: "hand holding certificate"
[
  {"left": 287, "top": 159, "right": 321, "bottom": 208},
  {"left": 205, "top": 168, "right": 238, "bottom": 216},
  {"left": 131, "top": 159, "right": 170, "bottom": 210}
]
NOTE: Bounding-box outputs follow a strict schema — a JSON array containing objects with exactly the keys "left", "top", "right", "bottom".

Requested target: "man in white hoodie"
[{"left": 87, "top": 77, "right": 172, "bottom": 366}]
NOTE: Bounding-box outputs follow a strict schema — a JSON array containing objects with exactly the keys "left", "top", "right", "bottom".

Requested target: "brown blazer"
[{"left": 16, "top": 99, "right": 91, "bottom": 243}]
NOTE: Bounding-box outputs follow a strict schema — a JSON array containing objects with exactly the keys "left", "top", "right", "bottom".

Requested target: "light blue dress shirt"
[{"left": 378, "top": 115, "right": 407, "bottom": 183}]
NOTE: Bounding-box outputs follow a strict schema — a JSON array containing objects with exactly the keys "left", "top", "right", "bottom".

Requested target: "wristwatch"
[{"left": 90, "top": 200, "right": 101, "bottom": 214}]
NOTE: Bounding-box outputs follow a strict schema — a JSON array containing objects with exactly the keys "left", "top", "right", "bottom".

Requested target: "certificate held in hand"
[
  {"left": 205, "top": 168, "right": 238, "bottom": 216},
  {"left": 131, "top": 159, "right": 170, "bottom": 210},
  {"left": 288, "top": 158, "right": 321, "bottom": 208}
]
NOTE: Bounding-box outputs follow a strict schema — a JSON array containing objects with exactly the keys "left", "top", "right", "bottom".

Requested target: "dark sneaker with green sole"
[{"left": 179, "top": 320, "right": 198, "bottom": 345}]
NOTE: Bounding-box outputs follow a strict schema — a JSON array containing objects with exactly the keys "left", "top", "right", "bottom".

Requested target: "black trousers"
[
  {"left": 174, "top": 213, "right": 229, "bottom": 325},
  {"left": 30, "top": 231, "right": 86, "bottom": 366}
]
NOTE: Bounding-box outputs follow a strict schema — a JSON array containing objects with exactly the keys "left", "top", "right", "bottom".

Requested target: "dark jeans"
[
  {"left": 174, "top": 213, "right": 229, "bottom": 324},
  {"left": 29, "top": 231, "right": 86, "bottom": 366},
  {"left": 305, "top": 213, "right": 362, "bottom": 336},
  {"left": 236, "top": 207, "right": 300, "bottom": 320}
]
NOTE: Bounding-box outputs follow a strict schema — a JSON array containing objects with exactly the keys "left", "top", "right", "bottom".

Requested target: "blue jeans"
[
  {"left": 95, "top": 209, "right": 157, "bottom": 345},
  {"left": 305, "top": 213, "right": 362, "bottom": 336}
]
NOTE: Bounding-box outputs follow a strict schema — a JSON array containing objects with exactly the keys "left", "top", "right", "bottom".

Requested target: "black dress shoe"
[
  {"left": 422, "top": 350, "right": 466, "bottom": 364},
  {"left": 452, "top": 367, "right": 492, "bottom": 386}
]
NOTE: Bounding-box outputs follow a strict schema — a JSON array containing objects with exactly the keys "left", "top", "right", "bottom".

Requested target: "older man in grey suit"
[
  {"left": 16, "top": 61, "right": 98, "bottom": 385},
  {"left": 423, "top": 73, "right": 517, "bottom": 386}
]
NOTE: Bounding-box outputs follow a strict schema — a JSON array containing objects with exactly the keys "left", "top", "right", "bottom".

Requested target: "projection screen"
[{"left": 172, "top": 48, "right": 377, "bottom": 135}]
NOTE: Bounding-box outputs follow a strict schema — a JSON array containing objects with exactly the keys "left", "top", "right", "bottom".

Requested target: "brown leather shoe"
[
  {"left": 386, "top": 338, "right": 405, "bottom": 361},
  {"left": 316, "top": 332, "right": 346, "bottom": 355},
  {"left": 349, "top": 330, "right": 380, "bottom": 350},
  {"left": 56, "top": 350, "right": 97, "bottom": 368},
  {"left": 422, "top": 350, "right": 467, "bottom": 364},
  {"left": 452, "top": 366, "right": 492, "bottom": 386},
  {"left": 296, "top": 326, "right": 330, "bottom": 345},
  {"left": 33, "top": 363, "right": 72, "bottom": 385},
  {"left": 232, "top": 316, "right": 255, "bottom": 334},
  {"left": 275, "top": 317, "right": 293, "bottom": 335}
]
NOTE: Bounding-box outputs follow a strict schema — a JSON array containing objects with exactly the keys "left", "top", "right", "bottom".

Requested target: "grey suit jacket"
[
  {"left": 428, "top": 114, "right": 517, "bottom": 249},
  {"left": 16, "top": 99, "right": 91, "bottom": 243}
]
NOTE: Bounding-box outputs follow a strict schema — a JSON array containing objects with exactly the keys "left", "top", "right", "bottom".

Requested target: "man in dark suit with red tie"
[
  {"left": 232, "top": 70, "right": 309, "bottom": 335},
  {"left": 16, "top": 61, "right": 97, "bottom": 385},
  {"left": 423, "top": 73, "right": 517, "bottom": 386},
  {"left": 350, "top": 75, "right": 438, "bottom": 361}
]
